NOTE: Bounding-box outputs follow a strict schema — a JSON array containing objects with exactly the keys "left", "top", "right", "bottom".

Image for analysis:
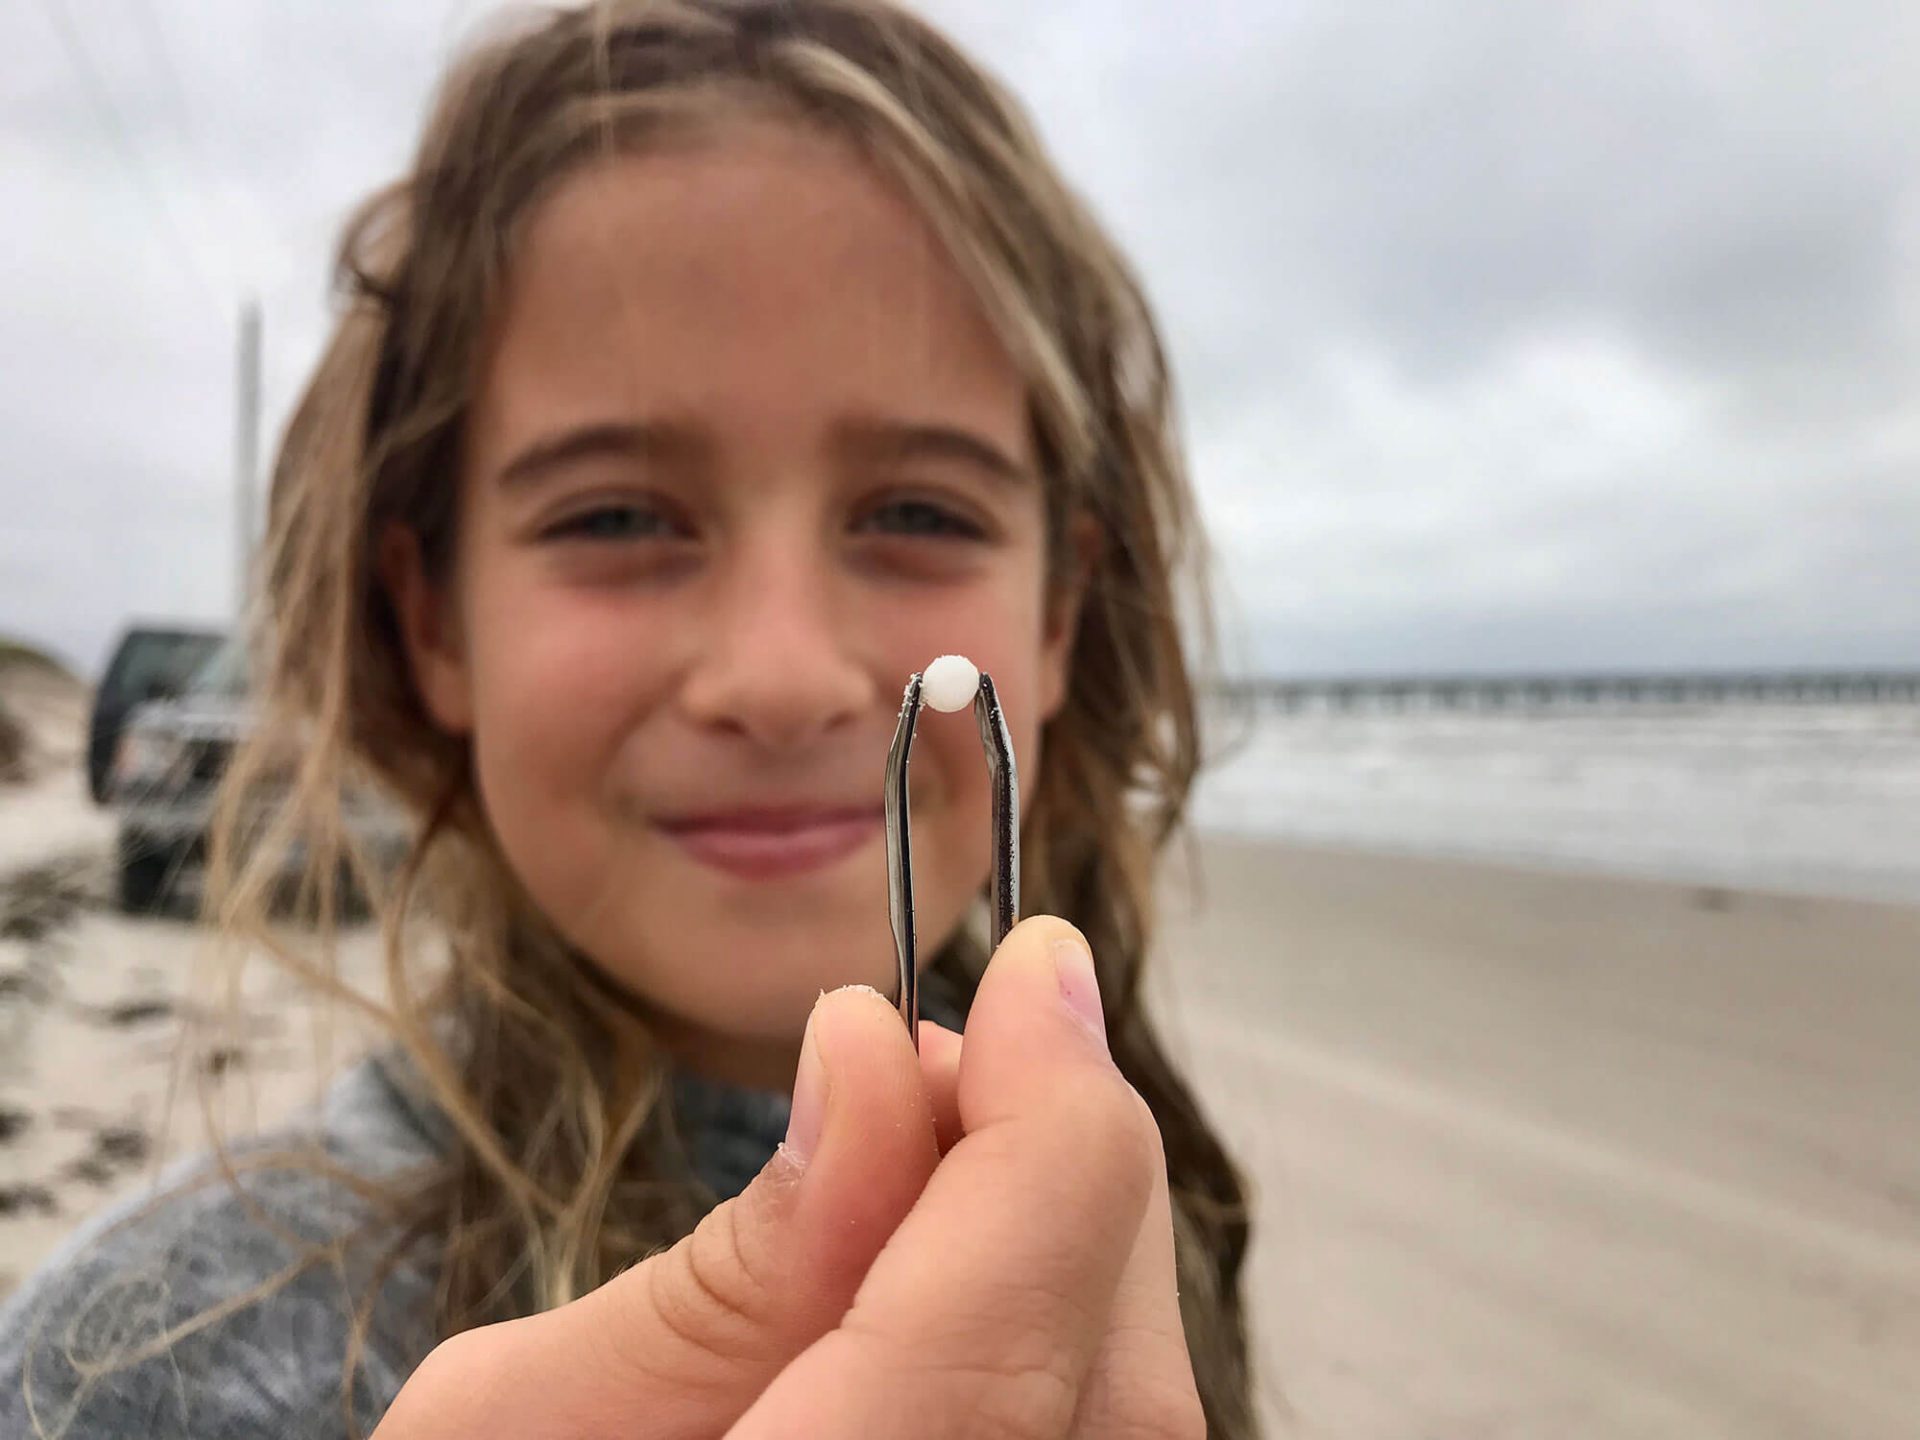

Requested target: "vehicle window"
[
  {"left": 104, "top": 632, "right": 222, "bottom": 708},
  {"left": 185, "top": 640, "right": 248, "bottom": 698}
]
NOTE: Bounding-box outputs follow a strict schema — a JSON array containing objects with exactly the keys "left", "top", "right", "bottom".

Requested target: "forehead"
[{"left": 470, "top": 120, "right": 1026, "bottom": 451}]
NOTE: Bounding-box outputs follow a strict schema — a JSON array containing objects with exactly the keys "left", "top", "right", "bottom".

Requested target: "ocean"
[{"left": 1190, "top": 700, "right": 1920, "bottom": 905}]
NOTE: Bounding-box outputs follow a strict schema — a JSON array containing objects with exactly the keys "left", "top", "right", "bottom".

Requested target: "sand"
[
  {"left": 0, "top": 659, "right": 386, "bottom": 1295},
  {"left": 1157, "top": 837, "right": 1920, "bottom": 1438},
  {"left": 0, "top": 661, "right": 111, "bottom": 878},
  {"left": 3, "top": 662, "right": 1917, "bottom": 1435}
]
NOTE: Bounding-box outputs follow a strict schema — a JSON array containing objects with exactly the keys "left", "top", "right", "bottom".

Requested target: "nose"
[{"left": 678, "top": 538, "right": 877, "bottom": 751}]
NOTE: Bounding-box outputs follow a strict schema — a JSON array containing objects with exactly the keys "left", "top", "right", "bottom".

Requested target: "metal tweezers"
[{"left": 884, "top": 669, "right": 1019, "bottom": 1047}]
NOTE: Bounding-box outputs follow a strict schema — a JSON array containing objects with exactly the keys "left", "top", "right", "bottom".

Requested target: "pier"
[{"left": 1226, "top": 669, "right": 1920, "bottom": 713}]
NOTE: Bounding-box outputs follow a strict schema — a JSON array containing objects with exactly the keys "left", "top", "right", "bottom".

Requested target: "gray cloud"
[{"left": 2, "top": 0, "right": 1916, "bottom": 676}]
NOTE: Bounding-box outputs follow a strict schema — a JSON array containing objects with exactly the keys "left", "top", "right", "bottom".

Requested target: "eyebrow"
[
  {"left": 835, "top": 419, "right": 1030, "bottom": 486},
  {"left": 494, "top": 416, "right": 1030, "bottom": 490},
  {"left": 494, "top": 421, "right": 700, "bottom": 490}
]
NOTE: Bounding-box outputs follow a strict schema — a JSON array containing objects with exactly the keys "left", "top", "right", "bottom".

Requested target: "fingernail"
[
  {"left": 1052, "top": 936, "right": 1109, "bottom": 1052},
  {"left": 784, "top": 1007, "right": 828, "bottom": 1165}
]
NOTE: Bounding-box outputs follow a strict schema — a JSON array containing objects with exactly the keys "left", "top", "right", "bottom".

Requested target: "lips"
[{"left": 656, "top": 806, "right": 882, "bottom": 881}]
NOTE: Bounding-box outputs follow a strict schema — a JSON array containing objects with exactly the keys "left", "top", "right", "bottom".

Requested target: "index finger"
[
  {"left": 733, "top": 918, "right": 1155, "bottom": 1440},
  {"left": 916, "top": 1019, "right": 963, "bottom": 1154}
]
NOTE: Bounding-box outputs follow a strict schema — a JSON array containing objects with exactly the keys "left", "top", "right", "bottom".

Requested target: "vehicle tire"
[{"left": 117, "top": 831, "right": 175, "bottom": 915}]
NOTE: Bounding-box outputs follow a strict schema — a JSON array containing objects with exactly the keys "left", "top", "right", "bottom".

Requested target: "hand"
[{"left": 373, "top": 917, "right": 1203, "bottom": 1439}]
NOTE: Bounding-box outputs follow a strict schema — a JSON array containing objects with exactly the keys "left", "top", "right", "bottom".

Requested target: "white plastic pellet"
[{"left": 923, "top": 654, "right": 981, "bottom": 713}]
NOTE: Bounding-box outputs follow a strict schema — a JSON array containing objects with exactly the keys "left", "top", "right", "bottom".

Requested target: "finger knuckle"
[
  {"left": 1080, "top": 1324, "right": 1206, "bottom": 1440},
  {"left": 838, "top": 1310, "right": 1083, "bottom": 1440},
  {"left": 1132, "top": 1089, "right": 1170, "bottom": 1170},
  {"left": 1057, "top": 1070, "right": 1160, "bottom": 1194},
  {"left": 414, "top": 1323, "right": 499, "bottom": 1385},
  {"left": 1116, "top": 1376, "right": 1207, "bottom": 1440},
  {"left": 645, "top": 1199, "right": 778, "bottom": 1363},
  {"left": 381, "top": 1325, "right": 507, "bottom": 1432},
  {"left": 963, "top": 1362, "right": 1083, "bottom": 1440},
  {"left": 929, "top": 1348, "right": 1082, "bottom": 1440}
]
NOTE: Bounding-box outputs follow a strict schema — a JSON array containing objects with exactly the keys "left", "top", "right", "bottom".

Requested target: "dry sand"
[
  {"left": 3, "top": 659, "right": 1916, "bottom": 1436},
  {"left": 0, "top": 659, "right": 110, "bottom": 878},
  {"left": 1158, "top": 836, "right": 1920, "bottom": 1439},
  {"left": 0, "top": 658, "right": 386, "bottom": 1294}
]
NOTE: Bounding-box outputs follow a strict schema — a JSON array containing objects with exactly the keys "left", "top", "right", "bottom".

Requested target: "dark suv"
[
  {"left": 87, "top": 625, "right": 223, "bottom": 804},
  {"left": 100, "top": 632, "right": 409, "bottom": 913}
]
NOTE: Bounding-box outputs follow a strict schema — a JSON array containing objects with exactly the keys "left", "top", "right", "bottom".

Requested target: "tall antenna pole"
[{"left": 234, "top": 296, "right": 261, "bottom": 621}]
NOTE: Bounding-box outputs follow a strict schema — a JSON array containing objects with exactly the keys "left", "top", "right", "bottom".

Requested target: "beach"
[
  {"left": 4, "top": 664, "right": 1919, "bottom": 1435},
  {"left": 1159, "top": 837, "right": 1920, "bottom": 1438},
  {"left": 0, "top": 660, "right": 388, "bottom": 1296}
]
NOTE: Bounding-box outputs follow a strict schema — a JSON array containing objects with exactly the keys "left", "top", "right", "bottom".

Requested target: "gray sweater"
[{"left": 0, "top": 1050, "right": 798, "bottom": 1439}]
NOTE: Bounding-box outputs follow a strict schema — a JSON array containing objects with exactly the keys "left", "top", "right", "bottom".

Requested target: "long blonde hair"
[{"left": 211, "top": 1, "right": 1255, "bottom": 1433}]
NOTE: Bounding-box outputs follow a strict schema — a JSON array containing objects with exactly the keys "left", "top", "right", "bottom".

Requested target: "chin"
[{"left": 628, "top": 912, "right": 900, "bottom": 1036}]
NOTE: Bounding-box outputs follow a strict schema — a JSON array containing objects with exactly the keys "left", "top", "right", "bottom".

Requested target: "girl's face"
[{"left": 388, "top": 122, "right": 1079, "bottom": 1085}]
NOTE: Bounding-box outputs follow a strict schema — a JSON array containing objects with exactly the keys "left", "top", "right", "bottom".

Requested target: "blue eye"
[
  {"left": 861, "top": 499, "right": 987, "bottom": 540},
  {"left": 545, "top": 504, "right": 679, "bottom": 541}
]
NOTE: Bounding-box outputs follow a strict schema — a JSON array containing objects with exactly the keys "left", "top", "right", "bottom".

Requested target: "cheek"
[
  {"left": 458, "top": 551, "right": 666, "bottom": 876},
  {"left": 470, "top": 576, "right": 636, "bottom": 752}
]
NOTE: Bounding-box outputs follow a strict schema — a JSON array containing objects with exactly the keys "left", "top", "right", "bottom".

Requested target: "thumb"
[
  {"left": 731, "top": 917, "right": 1156, "bottom": 1439},
  {"left": 374, "top": 984, "right": 939, "bottom": 1440},
  {"left": 575, "top": 983, "right": 940, "bottom": 1430}
]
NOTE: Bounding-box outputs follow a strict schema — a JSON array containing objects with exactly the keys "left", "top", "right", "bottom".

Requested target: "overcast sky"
[{"left": 3, "top": 0, "right": 1917, "bottom": 678}]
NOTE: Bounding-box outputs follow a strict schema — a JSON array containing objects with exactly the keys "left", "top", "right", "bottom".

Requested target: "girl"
[{"left": 0, "top": 1, "right": 1255, "bottom": 1434}]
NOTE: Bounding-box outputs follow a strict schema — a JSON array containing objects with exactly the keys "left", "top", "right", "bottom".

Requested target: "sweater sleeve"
[{"left": 0, "top": 1065, "right": 441, "bottom": 1439}]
